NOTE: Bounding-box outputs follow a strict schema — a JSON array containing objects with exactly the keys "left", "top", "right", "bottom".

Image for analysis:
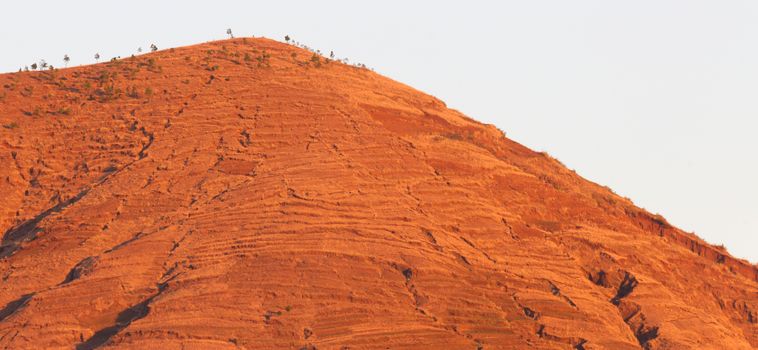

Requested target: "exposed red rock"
[{"left": 0, "top": 38, "right": 756, "bottom": 349}]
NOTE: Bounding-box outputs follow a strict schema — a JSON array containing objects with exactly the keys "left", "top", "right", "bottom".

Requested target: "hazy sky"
[{"left": 1, "top": 1, "right": 756, "bottom": 262}]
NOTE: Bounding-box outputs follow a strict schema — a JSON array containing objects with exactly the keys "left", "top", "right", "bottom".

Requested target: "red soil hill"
[{"left": 0, "top": 38, "right": 756, "bottom": 349}]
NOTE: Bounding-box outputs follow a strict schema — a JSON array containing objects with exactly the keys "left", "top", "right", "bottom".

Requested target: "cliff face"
[{"left": 0, "top": 38, "right": 755, "bottom": 350}]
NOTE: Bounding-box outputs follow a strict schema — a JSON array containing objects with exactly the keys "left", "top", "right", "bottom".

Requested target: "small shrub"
[
  {"left": 21, "top": 86, "right": 33, "bottom": 97},
  {"left": 126, "top": 86, "right": 140, "bottom": 98},
  {"left": 444, "top": 132, "right": 464, "bottom": 141},
  {"left": 24, "top": 106, "right": 42, "bottom": 116},
  {"left": 97, "top": 71, "right": 110, "bottom": 86},
  {"left": 2, "top": 122, "right": 19, "bottom": 129},
  {"left": 310, "top": 54, "right": 321, "bottom": 68}
]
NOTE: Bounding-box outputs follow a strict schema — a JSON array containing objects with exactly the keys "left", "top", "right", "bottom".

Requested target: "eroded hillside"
[{"left": 0, "top": 38, "right": 756, "bottom": 349}]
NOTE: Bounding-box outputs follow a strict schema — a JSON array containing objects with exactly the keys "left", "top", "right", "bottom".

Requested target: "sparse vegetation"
[
  {"left": 256, "top": 50, "right": 271, "bottom": 67},
  {"left": 150, "top": 44, "right": 158, "bottom": 52},
  {"left": 285, "top": 37, "right": 372, "bottom": 71},
  {"left": 143, "top": 57, "right": 162, "bottom": 73},
  {"left": 226, "top": 28, "right": 234, "bottom": 39},
  {"left": 97, "top": 70, "right": 112, "bottom": 86},
  {"left": 63, "top": 54, "right": 70, "bottom": 67},
  {"left": 443, "top": 132, "right": 466, "bottom": 141},
  {"left": 94, "top": 53, "right": 100, "bottom": 62},
  {"left": 99, "top": 84, "right": 121, "bottom": 101},
  {"left": 56, "top": 106, "right": 71, "bottom": 115},
  {"left": 285, "top": 35, "right": 290, "bottom": 43},
  {"left": 650, "top": 214, "right": 670, "bottom": 227}
]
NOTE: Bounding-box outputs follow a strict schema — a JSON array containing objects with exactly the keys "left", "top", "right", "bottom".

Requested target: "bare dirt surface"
[{"left": 0, "top": 38, "right": 756, "bottom": 349}]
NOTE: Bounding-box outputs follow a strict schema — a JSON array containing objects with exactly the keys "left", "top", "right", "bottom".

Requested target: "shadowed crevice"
[
  {"left": 76, "top": 281, "right": 169, "bottom": 350},
  {"left": 61, "top": 256, "right": 100, "bottom": 285},
  {"left": 0, "top": 293, "right": 34, "bottom": 322},
  {"left": 0, "top": 189, "right": 90, "bottom": 258},
  {"left": 611, "top": 272, "right": 638, "bottom": 306}
]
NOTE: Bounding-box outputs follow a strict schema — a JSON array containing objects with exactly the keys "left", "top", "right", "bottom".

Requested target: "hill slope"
[{"left": 0, "top": 38, "right": 756, "bottom": 349}]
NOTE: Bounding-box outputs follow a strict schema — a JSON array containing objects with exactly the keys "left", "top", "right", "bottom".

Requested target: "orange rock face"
[{"left": 0, "top": 38, "right": 756, "bottom": 349}]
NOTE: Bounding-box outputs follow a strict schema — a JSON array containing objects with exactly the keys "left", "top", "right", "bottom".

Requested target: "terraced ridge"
[{"left": 0, "top": 38, "right": 756, "bottom": 349}]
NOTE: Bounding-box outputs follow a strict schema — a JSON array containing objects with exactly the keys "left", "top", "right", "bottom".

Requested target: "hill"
[{"left": 0, "top": 38, "right": 756, "bottom": 349}]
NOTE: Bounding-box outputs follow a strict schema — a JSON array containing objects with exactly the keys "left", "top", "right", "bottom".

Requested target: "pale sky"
[{"left": 1, "top": 1, "right": 756, "bottom": 262}]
